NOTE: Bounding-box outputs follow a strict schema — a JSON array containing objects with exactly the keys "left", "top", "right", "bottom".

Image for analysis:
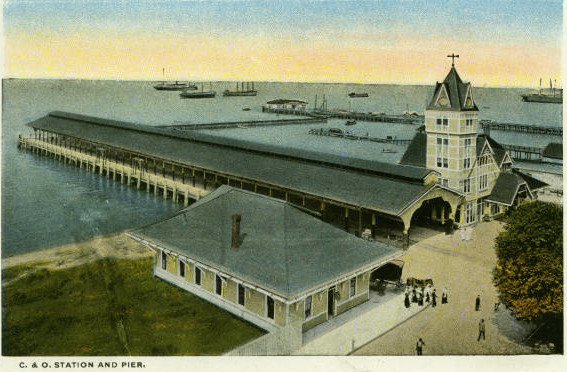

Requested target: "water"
[{"left": 1, "top": 79, "right": 562, "bottom": 257}]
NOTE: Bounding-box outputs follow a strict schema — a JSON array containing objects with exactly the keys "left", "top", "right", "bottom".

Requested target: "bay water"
[{"left": 1, "top": 79, "right": 562, "bottom": 257}]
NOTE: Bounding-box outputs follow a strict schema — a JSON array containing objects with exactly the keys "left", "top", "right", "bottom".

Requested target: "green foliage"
[
  {"left": 493, "top": 201, "right": 563, "bottom": 320},
  {"left": 2, "top": 258, "right": 264, "bottom": 356}
]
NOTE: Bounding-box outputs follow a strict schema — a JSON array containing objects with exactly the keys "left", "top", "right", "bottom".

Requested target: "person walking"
[
  {"left": 475, "top": 295, "right": 481, "bottom": 311},
  {"left": 416, "top": 338, "right": 425, "bottom": 355},
  {"left": 418, "top": 291, "right": 424, "bottom": 306},
  {"left": 412, "top": 286, "right": 418, "bottom": 303},
  {"left": 477, "top": 319, "right": 486, "bottom": 341},
  {"left": 425, "top": 284, "right": 431, "bottom": 303},
  {"left": 404, "top": 292, "right": 410, "bottom": 308},
  {"left": 431, "top": 289, "right": 437, "bottom": 307},
  {"left": 442, "top": 287, "right": 448, "bottom": 304}
]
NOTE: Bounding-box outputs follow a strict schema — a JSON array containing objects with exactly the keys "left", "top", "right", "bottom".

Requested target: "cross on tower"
[{"left": 447, "top": 53, "right": 459, "bottom": 67}]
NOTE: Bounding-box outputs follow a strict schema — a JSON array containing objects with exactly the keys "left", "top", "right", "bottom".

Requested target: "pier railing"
[{"left": 18, "top": 137, "right": 209, "bottom": 206}]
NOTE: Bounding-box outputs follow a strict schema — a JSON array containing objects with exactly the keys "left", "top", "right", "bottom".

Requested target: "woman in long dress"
[
  {"left": 404, "top": 292, "right": 410, "bottom": 308},
  {"left": 442, "top": 287, "right": 448, "bottom": 304},
  {"left": 412, "top": 286, "right": 418, "bottom": 303},
  {"left": 432, "top": 289, "right": 437, "bottom": 307}
]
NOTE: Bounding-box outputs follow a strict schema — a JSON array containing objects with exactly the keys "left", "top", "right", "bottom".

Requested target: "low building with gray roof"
[{"left": 128, "top": 186, "right": 402, "bottom": 331}]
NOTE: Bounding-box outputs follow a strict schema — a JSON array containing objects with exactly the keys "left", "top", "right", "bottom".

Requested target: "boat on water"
[
  {"left": 345, "top": 120, "right": 357, "bottom": 126},
  {"left": 180, "top": 83, "right": 216, "bottom": 99},
  {"left": 348, "top": 92, "right": 369, "bottom": 98},
  {"left": 153, "top": 68, "right": 197, "bottom": 91},
  {"left": 521, "top": 78, "right": 562, "bottom": 104},
  {"left": 242, "top": 107, "right": 251, "bottom": 111},
  {"left": 223, "top": 82, "right": 258, "bottom": 97}
]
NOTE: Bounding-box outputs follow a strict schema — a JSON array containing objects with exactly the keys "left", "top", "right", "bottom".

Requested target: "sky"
[{"left": 2, "top": 0, "right": 563, "bottom": 87}]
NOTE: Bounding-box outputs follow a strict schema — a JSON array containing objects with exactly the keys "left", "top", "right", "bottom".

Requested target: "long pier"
[
  {"left": 261, "top": 106, "right": 423, "bottom": 124},
  {"left": 481, "top": 120, "right": 562, "bottom": 136},
  {"left": 18, "top": 137, "right": 208, "bottom": 207},
  {"left": 162, "top": 117, "right": 327, "bottom": 131},
  {"left": 502, "top": 144, "right": 543, "bottom": 161}
]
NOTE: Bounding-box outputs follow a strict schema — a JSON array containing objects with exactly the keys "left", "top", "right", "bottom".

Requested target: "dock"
[
  {"left": 480, "top": 120, "right": 562, "bottom": 136},
  {"left": 308, "top": 128, "right": 412, "bottom": 145},
  {"left": 261, "top": 106, "right": 423, "bottom": 124}
]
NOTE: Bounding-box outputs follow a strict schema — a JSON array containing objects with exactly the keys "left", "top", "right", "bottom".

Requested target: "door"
[{"left": 328, "top": 287, "right": 336, "bottom": 317}]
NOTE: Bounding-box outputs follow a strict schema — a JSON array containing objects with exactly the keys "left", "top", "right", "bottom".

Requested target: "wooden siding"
[{"left": 245, "top": 287, "right": 266, "bottom": 318}]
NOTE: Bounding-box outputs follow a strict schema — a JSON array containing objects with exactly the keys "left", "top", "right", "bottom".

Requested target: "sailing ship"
[
  {"left": 179, "top": 83, "right": 216, "bottom": 99},
  {"left": 223, "top": 82, "right": 258, "bottom": 96},
  {"left": 153, "top": 68, "right": 197, "bottom": 91},
  {"left": 521, "top": 78, "right": 562, "bottom": 104}
]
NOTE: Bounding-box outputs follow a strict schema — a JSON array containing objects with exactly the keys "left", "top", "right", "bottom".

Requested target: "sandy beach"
[{"left": 2, "top": 232, "right": 152, "bottom": 282}]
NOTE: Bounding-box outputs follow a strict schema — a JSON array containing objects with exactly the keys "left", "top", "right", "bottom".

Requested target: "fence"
[{"left": 224, "top": 318, "right": 303, "bottom": 356}]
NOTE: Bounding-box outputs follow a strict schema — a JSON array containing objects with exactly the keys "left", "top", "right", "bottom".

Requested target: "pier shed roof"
[
  {"left": 131, "top": 186, "right": 400, "bottom": 299},
  {"left": 27, "top": 111, "right": 431, "bottom": 215}
]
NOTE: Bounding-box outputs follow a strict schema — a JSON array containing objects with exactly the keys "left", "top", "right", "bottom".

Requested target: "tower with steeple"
[{"left": 425, "top": 55, "right": 479, "bottom": 191}]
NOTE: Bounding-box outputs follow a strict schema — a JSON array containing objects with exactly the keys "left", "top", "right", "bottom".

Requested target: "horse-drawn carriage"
[{"left": 370, "top": 260, "right": 405, "bottom": 290}]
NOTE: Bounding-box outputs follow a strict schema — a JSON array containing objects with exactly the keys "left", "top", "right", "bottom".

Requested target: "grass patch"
[
  {"left": 2, "top": 260, "right": 53, "bottom": 282},
  {"left": 2, "top": 257, "right": 265, "bottom": 356}
]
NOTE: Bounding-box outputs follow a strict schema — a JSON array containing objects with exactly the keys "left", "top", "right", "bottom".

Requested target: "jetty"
[
  {"left": 308, "top": 128, "right": 412, "bottom": 145},
  {"left": 480, "top": 120, "right": 562, "bottom": 136}
]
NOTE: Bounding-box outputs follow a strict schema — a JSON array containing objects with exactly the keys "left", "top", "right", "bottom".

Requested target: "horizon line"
[{"left": 2, "top": 76, "right": 538, "bottom": 90}]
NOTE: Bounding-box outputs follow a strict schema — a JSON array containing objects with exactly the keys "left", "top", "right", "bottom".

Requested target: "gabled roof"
[
  {"left": 131, "top": 186, "right": 400, "bottom": 299},
  {"left": 426, "top": 67, "right": 479, "bottom": 111},
  {"left": 476, "top": 134, "right": 509, "bottom": 166},
  {"left": 487, "top": 170, "right": 546, "bottom": 206},
  {"left": 542, "top": 143, "right": 563, "bottom": 160}
]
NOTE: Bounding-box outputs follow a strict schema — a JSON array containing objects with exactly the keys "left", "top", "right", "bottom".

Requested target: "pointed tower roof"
[{"left": 427, "top": 66, "right": 479, "bottom": 111}]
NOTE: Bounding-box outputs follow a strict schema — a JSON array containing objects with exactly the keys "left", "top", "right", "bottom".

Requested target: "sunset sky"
[{"left": 3, "top": 0, "right": 563, "bottom": 87}]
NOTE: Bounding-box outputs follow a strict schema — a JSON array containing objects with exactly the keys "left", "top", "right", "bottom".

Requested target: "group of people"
[{"left": 404, "top": 284, "right": 448, "bottom": 309}]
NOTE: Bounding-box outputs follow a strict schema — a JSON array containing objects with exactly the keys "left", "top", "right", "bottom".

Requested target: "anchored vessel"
[
  {"left": 180, "top": 83, "right": 216, "bottom": 99},
  {"left": 521, "top": 78, "right": 562, "bottom": 104},
  {"left": 348, "top": 92, "right": 369, "bottom": 98},
  {"left": 223, "top": 82, "right": 258, "bottom": 97},
  {"left": 153, "top": 68, "right": 197, "bottom": 91}
]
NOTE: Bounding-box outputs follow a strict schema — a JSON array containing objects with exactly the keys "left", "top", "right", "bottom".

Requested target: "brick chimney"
[{"left": 231, "top": 214, "right": 241, "bottom": 249}]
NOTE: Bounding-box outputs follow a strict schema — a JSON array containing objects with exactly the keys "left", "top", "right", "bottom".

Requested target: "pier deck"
[
  {"left": 480, "top": 121, "right": 562, "bottom": 136},
  {"left": 162, "top": 117, "right": 327, "bottom": 130}
]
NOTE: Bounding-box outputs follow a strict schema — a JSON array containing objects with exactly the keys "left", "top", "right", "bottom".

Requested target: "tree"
[{"left": 493, "top": 201, "right": 562, "bottom": 321}]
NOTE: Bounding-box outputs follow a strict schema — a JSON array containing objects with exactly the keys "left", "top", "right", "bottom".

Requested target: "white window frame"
[
  {"left": 479, "top": 174, "right": 488, "bottom": 191},
  {"left": 237, "top": 283, "right": 246, "bottom": 306},
  {"left": 194, "top": 266, "right": 202, "bottom": 286},
  {"left": 179, "top": 260, "right": 185, "bottom": 277},
  {"left": 465, "top": 202, "right": 475, "bottom": 224},
  {"left": 463, "top": 178, "right": 471, "bottom": 193},
  {"left": 464, "top": 158, "right": 471, "bottom": 169},
  {"left": 349, "top": 277, "right": 357, "bottom": 298},
  {"left": 266, "top": 295, "right": 275, "bottom": 320},
  {"left": 304, "top": 295, "right": 313, "bottom": 320},
  {"left": 439, "top": 178, "right": 449, "bottom": 187},
  {"left": 215, "top": 273, "right": 223, "bottom": 296}
]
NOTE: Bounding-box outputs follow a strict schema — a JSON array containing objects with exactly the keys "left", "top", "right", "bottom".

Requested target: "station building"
[{"left": 127, "top": 186, "right": 401, "bottom": 331}]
